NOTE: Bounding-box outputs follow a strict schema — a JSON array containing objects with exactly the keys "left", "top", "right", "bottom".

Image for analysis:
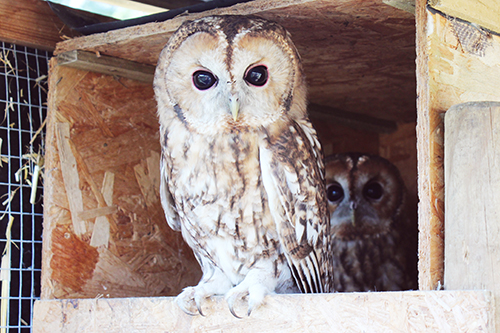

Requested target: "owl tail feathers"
[{"left": 288, "top": 251, "right": 324, "bottom": 294}]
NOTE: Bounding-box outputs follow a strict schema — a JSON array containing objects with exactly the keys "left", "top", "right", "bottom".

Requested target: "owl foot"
[
  {"left": 176, "top": 286, "right": 213, "bottom": 316},
  {"left": 175, "top": 287, "right": 204, "bottom": 316},
  {"left": 176, "top": 271, "right": 233, "bottom": 316},
  {"left": 225, "top": 280, "right": 269, "bottom": 318}
]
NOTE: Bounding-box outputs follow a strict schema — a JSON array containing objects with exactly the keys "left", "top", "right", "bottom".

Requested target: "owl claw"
[
  {"left": 224, "top": 276, "right": 271, "bottom": 318},
  {"left": 176, "top": 287, "right": 202, "bottom": 316},
  {"left": 226, "top": 296, "right": 244, "bottom": 319},
  {"left": 194, "top": 294, "right": 205, "bottom": 317}
]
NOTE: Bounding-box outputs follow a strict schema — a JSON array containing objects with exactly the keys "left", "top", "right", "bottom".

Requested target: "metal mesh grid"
[{"left": 0, "top": 41, "right": 50, "bottom": 332}]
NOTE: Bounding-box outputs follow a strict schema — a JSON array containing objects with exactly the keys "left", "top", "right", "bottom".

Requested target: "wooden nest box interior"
[{"left": 34, "top": 0, "right": 500, "bottom": 331}]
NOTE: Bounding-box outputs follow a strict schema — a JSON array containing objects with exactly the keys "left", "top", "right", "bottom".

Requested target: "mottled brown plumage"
[
  {"left": 154, "top": 15, "right": 331, "bottom": 316},
  {"left": 325, "top": 153, "right": 417, "bottom": 292}
]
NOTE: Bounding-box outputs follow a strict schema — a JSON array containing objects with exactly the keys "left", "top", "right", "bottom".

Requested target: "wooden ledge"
[{"left": 33, "top": 291, "right": 494, "bottom": 332}]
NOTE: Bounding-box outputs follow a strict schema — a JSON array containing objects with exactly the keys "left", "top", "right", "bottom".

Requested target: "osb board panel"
[
  {"left": 33, "top": 291, "right": 495, "bottom": 332},
  {"left": 415, "top": 5, "right": 500, "bottom": 290},
  {"left": 380, "top": 122, "right": 417, "bottom": 203},
  {"left": 54, "top": 0, "right": 416, "bottom": 123},
  {"left": 0, "top": 0, "right": 78, "bottom": 50},
  {"left": 380, "top": 121, "right": 418, "bottom": 243},
  {"left": 42, "top": 62, "right": 202, "bottom": 299}
]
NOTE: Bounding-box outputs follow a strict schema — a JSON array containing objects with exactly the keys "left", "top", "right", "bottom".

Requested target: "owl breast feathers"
[
  {"left": 154, "top": 15, "right": 332, "bottom": 317},
  {"left": 325, "top": 153, "right": 418, "bottom": 292}
]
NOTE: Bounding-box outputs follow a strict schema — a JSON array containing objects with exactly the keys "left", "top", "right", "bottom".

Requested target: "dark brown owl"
[
  {"left": 325, "top": 153, "right": 417, "bottom": 292},
  {"left": 154, "top": 15, "right": 332, "bottom": 317}
]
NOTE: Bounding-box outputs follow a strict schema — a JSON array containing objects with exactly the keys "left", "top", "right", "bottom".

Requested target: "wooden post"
[
  {"left": 445, "top": 101, "right": 500, "bottom": 332},
  {"left": 416, "top": 0, "right": 500, "bottom": 290}
]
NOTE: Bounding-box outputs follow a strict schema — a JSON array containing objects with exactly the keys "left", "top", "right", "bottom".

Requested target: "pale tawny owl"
[
  {"left": 154, "top": 15, "right": 332, "bottom": 317},
  {"left": 325, "top": 153, "right": 417, "bottom": 292}
]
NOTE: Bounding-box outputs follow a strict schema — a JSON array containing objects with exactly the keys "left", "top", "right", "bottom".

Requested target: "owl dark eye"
[
  {"left": 363, "top": 182, "right": 383, "bottom": 200},
  {"left": 244, "top": 65, "right": 268, "bottom": 86},
  {"left": 193, "top": 70, "right": 217, "bottom": 90},
  {"left": 326, "top": 183, "right": 344, "bottom": 203}
]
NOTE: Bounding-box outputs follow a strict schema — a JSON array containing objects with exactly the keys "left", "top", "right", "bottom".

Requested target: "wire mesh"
[{"left": 0, "top": 41, "right": 50, "bottom": 332}]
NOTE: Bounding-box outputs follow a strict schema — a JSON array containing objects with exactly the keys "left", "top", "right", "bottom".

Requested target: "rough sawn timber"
[
  {"left": 33, "top": 291, "right": 494, "bottom": 332},
  {"left": 445, "top": 102, "right": 500, "bottom": 333}
]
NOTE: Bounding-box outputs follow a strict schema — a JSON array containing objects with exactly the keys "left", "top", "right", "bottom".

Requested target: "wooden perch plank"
[
  {"left": 429, "top": 0, "right": 500, "bottom": 35},
  {"left": 57, "top": 50, "right": 155, "bottom": 83},
  {"left": 33, "top": 291, "right": 494, "bottom": 332},
  {"left": 444, "top": 101, "right": 500, "bottom": 332},
  {"left": 55, "top": 122, "right": 86, "bottom": 236},
  {"left": 308, "top": 103, "right": 398, "bottom": 134}
]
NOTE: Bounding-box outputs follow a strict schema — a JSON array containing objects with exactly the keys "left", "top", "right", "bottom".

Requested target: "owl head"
[
  {"left": 325, "top": 153, "right": 407, "bottom": 240},
  {"left": 154, "top": 15, "right": 307, "bottom": 135}
]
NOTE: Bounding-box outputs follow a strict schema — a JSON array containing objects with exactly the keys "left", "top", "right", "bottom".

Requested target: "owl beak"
[
  {"left": 349, "top": 201, "right": 357, "bottom": 226},
  {"left": 230, "top": 96, "right": 240, "bottom": 121}
]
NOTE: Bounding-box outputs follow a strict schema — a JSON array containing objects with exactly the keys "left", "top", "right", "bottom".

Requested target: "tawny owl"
[
  {"left": 154, "top": 15, "right": 332, "bottom": 317},
  {"left": 325, "top": 153, "right": 417, "bottom": 292}
]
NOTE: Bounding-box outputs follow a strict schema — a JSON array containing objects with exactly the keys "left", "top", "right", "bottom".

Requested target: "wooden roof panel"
[{"left": 54, "top": 0, "right": 416, "bottom": 122}]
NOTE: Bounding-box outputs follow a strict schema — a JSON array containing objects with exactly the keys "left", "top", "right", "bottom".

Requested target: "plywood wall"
[
  {"left": 312, "top": 119, "right": 380, "bottom": 157},
  {"left": 42, "top": 62, "right": 201, "bottom": 299}
]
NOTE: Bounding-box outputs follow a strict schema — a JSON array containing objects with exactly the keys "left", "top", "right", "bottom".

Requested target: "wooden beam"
[
  {"left": 56, "top": 50, "right": 155, "bottom": 83},
  {"left": 445, "top": 101, "right": 500, "bottom": 333},
  {"left": 0, "top": 0, "right": 77, "bottom": 50},
  {"left": 415, "top": 0, "right": 439, "bottom": 292},
  {"left": 308, "top": 103, "right": 398, "bottom": 134},
  {"left": 33, "top": 291, "right": 494, "bottom": 332},
  {"left": 429, "top": 0, "right": 500, "bottom": 35}
]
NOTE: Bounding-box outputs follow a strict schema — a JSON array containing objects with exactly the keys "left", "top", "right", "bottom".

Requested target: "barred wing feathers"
[{"left": 260, "top": 119, "right": 332, "bottom": 294}]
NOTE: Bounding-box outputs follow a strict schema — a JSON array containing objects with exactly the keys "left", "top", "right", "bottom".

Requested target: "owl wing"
[
  {"left": 259, "top": 119, "right": 331, "bottom": 293},
  {"left": 160, "top": 153, "right": 182, "bottom": 231}
]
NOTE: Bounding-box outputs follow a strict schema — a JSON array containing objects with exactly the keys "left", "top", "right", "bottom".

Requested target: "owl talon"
[
  {"left": 194, "top": 294, "right": 205, "bottom": 317},
  {"left": 225, "top": 291, "right": 247, "bottom": 319},
  {"left": 227, "top": 302, "right": 243, "bottom": 319},
  {"left": 175, "top": 287, "right": 201, "bottom": 316}
]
